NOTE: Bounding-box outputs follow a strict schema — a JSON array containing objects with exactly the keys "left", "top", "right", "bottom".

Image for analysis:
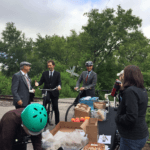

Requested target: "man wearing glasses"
[{"left": 74, "top": 61, "right": 97, "bottom": 98}]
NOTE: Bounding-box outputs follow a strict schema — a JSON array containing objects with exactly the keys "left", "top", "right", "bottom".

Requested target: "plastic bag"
[
  {"left": 61, "top": 130, "right": 88, "bottom": 149},
  {"left": 42, "top": 130, "right": 55, "bottom": 149},
  {"left": 42, "top": 129, "right": 54, "bottom": 143},
  {"left": 42, "top": 140, "right": 54, "bottom": 149},
  {"left": 50, "top": 140, "right": 62, "bottom": 150},
  {"left": 42, "top": 130, "right": 89, "bottom": 150},
  {"left": 91, "top": 109, "right": 107, "bottom": 121}
]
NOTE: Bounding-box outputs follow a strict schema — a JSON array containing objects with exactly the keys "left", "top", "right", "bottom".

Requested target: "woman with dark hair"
[{"left": 115, "top": 65, "right": 149, "bottom": 150}]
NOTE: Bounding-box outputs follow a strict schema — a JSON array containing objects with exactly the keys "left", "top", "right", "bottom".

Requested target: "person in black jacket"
[
  {"left": 115, "top": 65, "right": 149, "bottom": 150},
  {"left": 35, "top": 60, "right": 61, "bottom": 125}
]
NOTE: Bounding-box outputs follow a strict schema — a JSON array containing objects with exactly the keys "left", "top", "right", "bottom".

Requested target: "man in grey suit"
[
  {"left": 11, "top": 61, "right": 35, "bottom": 109},
  {"left": 74, "top": 61, "right": 97, "bottom": 98}
]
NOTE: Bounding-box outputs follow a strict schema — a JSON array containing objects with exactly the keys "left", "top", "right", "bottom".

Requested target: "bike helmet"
[
  {"left": 21, "top": 103, "right": 47, "bottom": 135},
  {"left": 85, "top": 61, "right": 93, "bottom": 66}
]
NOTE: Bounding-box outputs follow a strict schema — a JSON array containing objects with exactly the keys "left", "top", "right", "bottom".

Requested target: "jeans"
[{"left": 120, "top": 135, "right": 149, "bottom": 150}]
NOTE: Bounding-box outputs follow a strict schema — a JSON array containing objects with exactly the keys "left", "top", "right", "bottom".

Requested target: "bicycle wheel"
[
  {"left": 65, "top": 103, "right": 76, "bottom": 122},
  {"left": 49, "top": 101, "right": 53, "bottom": 124}
]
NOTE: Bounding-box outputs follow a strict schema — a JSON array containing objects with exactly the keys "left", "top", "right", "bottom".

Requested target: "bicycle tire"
[
  {"left": 65, "top": 103, "right": 76, "bottom": 122},
  {"left": 48, "top": 102, "right": 53, "bottom": 123}
]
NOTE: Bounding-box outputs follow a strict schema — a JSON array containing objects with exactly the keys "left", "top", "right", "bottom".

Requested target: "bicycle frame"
[
  {"left": 65, "top": 88, "right": 92, "bottom": 122},
  {"left": 39, "top": 87, "right": 58, "bottom": 129}
]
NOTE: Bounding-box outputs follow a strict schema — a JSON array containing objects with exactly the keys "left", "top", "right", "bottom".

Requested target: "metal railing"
[{"left": 0, "top": 95, "right": 42, "bottom": 102}]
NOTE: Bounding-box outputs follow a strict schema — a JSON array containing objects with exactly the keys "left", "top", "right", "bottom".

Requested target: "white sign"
[{"left": 66, "top": 66, "right": 79, "bottom": 77}]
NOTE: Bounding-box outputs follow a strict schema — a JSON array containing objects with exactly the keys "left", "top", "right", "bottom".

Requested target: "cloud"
[{"left": 0, "top": 0, "right": 150, "bottom": 41}]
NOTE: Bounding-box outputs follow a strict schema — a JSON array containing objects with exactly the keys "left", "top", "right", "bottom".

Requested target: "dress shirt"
[
  {"left": 20, "top": 70, "right": 31, "bottom": 89},
  {"left": 87, "top": 70, "right": 92, "bottom": 77},
  {"left": 49, "top": 70, "right": 61, "bottom": 88}
]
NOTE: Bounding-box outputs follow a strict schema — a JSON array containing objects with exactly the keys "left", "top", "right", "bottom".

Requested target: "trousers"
[{"left": 43, "top": 91, "right": 60, "bottom": 125}]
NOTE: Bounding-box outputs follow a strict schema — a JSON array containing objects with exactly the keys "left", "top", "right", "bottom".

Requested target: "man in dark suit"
[
  {"left": 11, "top": 61, "right": 35, "bottom": 109},
  {"left": 35, "top": 60, "right": 61, "bottom": 125},
  {"left": 74, "top": 61, "right": 97, "bottom": 98}
]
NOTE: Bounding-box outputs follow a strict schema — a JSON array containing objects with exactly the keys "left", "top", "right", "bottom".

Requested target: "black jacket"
[
  {"left": 115, "top": 86, "right": 149, "bottom": 140},
  {"left": 38, "top": 70, "right": 61, "bottom": 97}
]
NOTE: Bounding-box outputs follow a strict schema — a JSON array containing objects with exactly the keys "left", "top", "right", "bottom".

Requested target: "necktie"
[
  {"left": 85, "top": 72, "right": 89, "bottom": 83},
  {"left": 24, "top": 75, "right": 30, "bottom": 89},
  {"left": 49, "top": 71, "right": 52, "bottom": 82}
]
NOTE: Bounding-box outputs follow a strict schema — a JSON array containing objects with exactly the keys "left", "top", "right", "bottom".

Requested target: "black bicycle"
[
  {"left": 65, "top": 87, "right": 97, "bottom": 122},
  {"left": 39, "top": 87, "right": 58, "bottom": 131}
]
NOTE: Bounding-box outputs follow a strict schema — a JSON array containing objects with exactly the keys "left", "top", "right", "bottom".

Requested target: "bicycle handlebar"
[
  {"left": 74, "top": 87, "right": 90, "bottom": 92},
  {"left": 39, "top": 87, "right": 58, "bottom": 91}
]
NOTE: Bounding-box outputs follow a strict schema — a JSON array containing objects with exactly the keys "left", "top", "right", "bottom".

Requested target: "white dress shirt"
[{"left": 20, "top": 70, "right": 31, "bottom": 89}]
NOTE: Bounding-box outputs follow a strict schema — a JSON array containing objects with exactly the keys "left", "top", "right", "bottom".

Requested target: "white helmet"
[
  {"left": 117, "top": 70, "right": 124, "bottom": 76},
  {"left": 85, "top": 61, "right": 93, "bottom": 66}
]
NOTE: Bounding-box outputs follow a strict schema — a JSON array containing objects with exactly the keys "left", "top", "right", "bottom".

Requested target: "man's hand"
[
  {"left": 57, "top": 86, "right": 61, "bottom": 90},
  {"left": 80, "top": 87, "right": 85, "bottom": 91},
  {"left": 74, "top": 87, "right": 78, "bottom": 91},
  {"left": 116, "top": 79, "right": 122, "bottom": 87},
  {"left": 35, "top": 80, "right": 39, "bottom": 87},
  {"left": 32, "top": 89, "right": 35, "bottom": 93},
  {"left": 17, "top": 100, "right": 23, "bottom": 106}
]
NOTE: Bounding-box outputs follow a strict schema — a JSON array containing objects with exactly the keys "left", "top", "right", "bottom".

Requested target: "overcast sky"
[{"left": 0, "top": 0, "right": 150, "bottom": 42}]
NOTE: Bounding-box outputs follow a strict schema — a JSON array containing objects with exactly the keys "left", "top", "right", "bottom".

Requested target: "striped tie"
[{"left": 24, "top": 75, "right": 30, "bottom": 89}]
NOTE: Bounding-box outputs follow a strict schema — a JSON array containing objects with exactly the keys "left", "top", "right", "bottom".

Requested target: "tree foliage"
[
  {"left": 0, "top": 22, "right": 33, "bottom": 77},
  {"left": 0, "top": 5, "right": 150, "bottom": 95}
]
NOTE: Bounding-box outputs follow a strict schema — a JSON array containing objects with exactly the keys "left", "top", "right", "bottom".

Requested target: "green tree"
[
  {"left": 34, "top": 34, "right": 67, "bottom": 70},
  {"left": 114, "top": 31, "right": 150, "bottom": 71},
  {"left": 81, "top": 5, "right": 143, "bottom": 68},
  {"left": 0, "top": 22, "right": 32, "bottom": 77}
]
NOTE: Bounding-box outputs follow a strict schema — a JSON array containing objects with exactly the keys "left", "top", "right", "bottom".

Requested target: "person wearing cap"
[
  {"left": 117, "top": 70, "right": 124, "bottom": 86},
  {"left": 0, "top": 103, "right": 47, "bottom": 150},
  {"left": 74, "top": 61, "right": 97, "bottom": 98},
  {"left": 11, "top": 61, "right": 35, "bottom": 109}
]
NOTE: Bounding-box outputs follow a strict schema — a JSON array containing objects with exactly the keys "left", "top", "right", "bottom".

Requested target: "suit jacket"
[
  {"left": 11, "top": 71, "right": 33, "bottom": 107},
  {"left": 76, "top": 70, "right": 97, "bottom": 97},
  {"left": 38, "top": 70, "right": 61, "bottom": 98}
]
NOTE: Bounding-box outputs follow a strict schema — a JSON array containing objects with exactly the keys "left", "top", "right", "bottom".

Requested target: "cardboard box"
[
  {"left": 79, "top": 100, "right": 95, "bottom": 111},
  {"left": 83, "top": 142, "right": 105, "bottom": 150},
  {"left": 93, "top": 102, "right": 106, "bottom": 109},
  {"left": 75, "top": 103, "right": 91, "bottom": 118},
  {"left": 80, "top": 118, "right": 99, "bottom": 143},
  {"left": 50, "top": 121, "right": 83, "bottom": 135}
]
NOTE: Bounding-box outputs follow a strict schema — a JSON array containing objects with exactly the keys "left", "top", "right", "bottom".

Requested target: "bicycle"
[
  {"left": 65, "top": 87, "right": 99, "bottom": 122},
  {"left": 104, "top": 93, "right": 120, "bottom": 150},
  {"left": 39, "top": 87, "right": 58, "bottom": 131},
  {"left": 13, "top": 135, "right": 32, "bottom": 150}
]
